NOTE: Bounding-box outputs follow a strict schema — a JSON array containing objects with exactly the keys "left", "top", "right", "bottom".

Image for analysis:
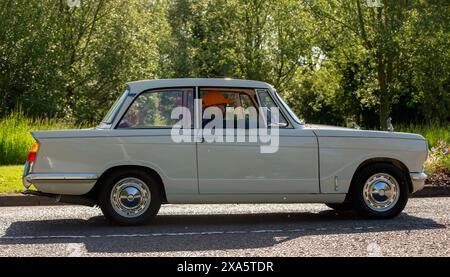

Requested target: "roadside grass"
[
  {"left": 0, "top": 111, "right": 89, "bottom": 165},
  {"left": 397, "top": 124, "right": 450, "bottom": 174},
  {"left": 396, "top": 123, "right": 450, "bottom": 147},
  {"left": 0, "top": 165, "right": 23, "bottom": 193}
]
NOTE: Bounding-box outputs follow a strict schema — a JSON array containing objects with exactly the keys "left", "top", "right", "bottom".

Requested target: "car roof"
[{"left": 126, "top": 78, "right": 274, "bottom": 94}]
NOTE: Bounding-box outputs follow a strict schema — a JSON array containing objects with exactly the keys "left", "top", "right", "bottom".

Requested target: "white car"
[{"left": 22, "top": 78, "right": 428, "bottom": 225}]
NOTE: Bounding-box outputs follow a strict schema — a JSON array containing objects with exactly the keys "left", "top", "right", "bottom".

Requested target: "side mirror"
[{"left": 268, "top": 122, "right": 288, "bottom": 128}]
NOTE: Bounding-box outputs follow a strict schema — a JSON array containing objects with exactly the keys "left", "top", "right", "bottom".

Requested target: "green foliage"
[
  {"left": 0, "top": 0, "right": 448, "bottom": 129},
  {"left": 397, "top": 123, "right": 450, "bottom": 147},
  {"left": 0, "top": 110, "right": 87, "bottom": 165},
  {"left": 424, "top": 140, "right": 450, "bottom": 174},
  {"left": 0, "top": 0, "right": 167, "bottom": 123}
]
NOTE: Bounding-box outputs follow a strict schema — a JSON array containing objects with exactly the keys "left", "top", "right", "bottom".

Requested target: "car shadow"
[{"left": 0, "top": 210, "right": 446, "bottom": 254}]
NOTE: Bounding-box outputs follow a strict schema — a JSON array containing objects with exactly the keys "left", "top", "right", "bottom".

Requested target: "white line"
[
  {"left": 287, "top": 228, "right": 305, "bottom": 232},
  {"left": 1, "top": 235, "right": 86, "bottom": 240},
  {"left": 0, "top": 225, "right": 394, "bottom": 240},
  {"left": 250, "top": 229, "right": 283, "bottom": 233},
  {"left": 225, "top": 231, "right": 247, "bottom": 234},
  {"left": 200, "top": 231, "right": 225, "bottom": 235}
]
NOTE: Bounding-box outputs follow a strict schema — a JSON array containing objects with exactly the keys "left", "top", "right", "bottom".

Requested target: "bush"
[{"left": 425, "top": 140, "right": 450, "bottom": 174}]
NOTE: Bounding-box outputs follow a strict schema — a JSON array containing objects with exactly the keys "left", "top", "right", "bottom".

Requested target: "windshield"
[
  {"left": 273, "top": 91, "right": 304, "bottom": 125},
  {"left": 101, "top": 90, "right": 129, "bottom": 124}
]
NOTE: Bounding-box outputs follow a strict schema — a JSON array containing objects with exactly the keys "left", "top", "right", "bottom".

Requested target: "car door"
[
  {"left": 196, "top": 88, "right": 319, "bottom": 194},
  {"left": 115, "top": 87, "right": 198, "bottom": 195}
]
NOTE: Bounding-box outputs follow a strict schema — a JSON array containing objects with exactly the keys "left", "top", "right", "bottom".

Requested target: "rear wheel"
[
  {"left": 99, "top": 170, "right": 162, "bottom": 225},
  {"left": 351, "top": 163, "right": 409, "bottom": 219}
]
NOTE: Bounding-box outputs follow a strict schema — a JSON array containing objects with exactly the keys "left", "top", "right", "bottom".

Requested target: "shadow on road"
[{"left": 0, "top": 210, "right": 446, "bottom": 254}]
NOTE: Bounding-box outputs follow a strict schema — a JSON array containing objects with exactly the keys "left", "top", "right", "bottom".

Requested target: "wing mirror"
[{"left": 268, "top": 122, "right": 288, "bottom": 128}]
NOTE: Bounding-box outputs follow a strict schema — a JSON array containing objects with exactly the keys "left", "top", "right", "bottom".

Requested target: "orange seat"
[{"left": 202, "top": 91, "right": 232, "bottom": 107}]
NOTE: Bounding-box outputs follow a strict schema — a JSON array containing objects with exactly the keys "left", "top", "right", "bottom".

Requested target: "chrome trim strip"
[{"left": 26, "top": 173, "right": 98, "bottom": 181}]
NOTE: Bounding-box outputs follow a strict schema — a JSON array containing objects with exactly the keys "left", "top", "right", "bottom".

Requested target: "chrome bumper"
[
  {"left": 22, "top": 161, "right": 98, "bottom": 195},
  {"left": 410, "top": 172, "right": 427, "bottom": 193},
  {"left": 22, "top": 161, "right": 33, "bottom": 189}
]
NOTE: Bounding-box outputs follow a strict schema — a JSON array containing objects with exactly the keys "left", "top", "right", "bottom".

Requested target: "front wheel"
[
  {"left": 351, "top": 163, "right": 409, "bottom": 219},
  {"left": 99, "top": 170, "right": 162, "bottom": 225}
]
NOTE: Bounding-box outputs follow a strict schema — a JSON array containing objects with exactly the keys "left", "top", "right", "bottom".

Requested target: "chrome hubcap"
[
  {"left": 363, "top": 173, "right": 400, "bottom": 212},
  {"left": 110, "top": 177, "right": 151, "bottom": 218}
]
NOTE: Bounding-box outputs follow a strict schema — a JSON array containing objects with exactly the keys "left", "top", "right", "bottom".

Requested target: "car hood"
[{"left": 304, "top": 124, "right": 426, "bottom": 141}]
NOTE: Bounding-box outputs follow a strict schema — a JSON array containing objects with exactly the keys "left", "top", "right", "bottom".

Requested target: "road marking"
[
  {"left": 0, "top": 224, "right": 443, "bottom": 241},
  {"left": 225, "top": 230, "right": 247, "bottom": 234},
  {"left": 200, "top": 231, "right": 225, "bottom": 235},
  {"left": 251, "top": 229, "right": 283, "bottom": 233},
  {"left": 288, "top": 228, "right": 305, "bottom": 232}
]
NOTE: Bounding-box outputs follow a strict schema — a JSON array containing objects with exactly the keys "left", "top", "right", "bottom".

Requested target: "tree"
[{"left": 305, "top": 0, "right": 449, "bottom": 129}]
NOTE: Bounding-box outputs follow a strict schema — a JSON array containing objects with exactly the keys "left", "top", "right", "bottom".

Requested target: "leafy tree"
[{"left": 0, "top": 0, "right": 448, "bottom": 127}]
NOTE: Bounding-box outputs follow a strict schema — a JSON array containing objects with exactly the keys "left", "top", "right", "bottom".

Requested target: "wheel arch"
[
  {"left": 86, "top": 165, "right": 168, "bottom": 203},
  {"left": 349, "top": 158, "right": 413, "bottom": 196}
]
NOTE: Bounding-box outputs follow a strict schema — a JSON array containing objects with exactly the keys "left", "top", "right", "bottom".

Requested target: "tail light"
[{"left": 26, "top": 142, "right": 39, "bottom": 163}]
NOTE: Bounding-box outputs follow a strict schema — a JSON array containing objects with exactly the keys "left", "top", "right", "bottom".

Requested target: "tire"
[
  {"left": 99, "top": 169, "right": 162, "bottom": 226},
  {"left": 325, "top": 203, "right": 353, "bottom": 211},
  {"left": 350, "top": 163, "right": 409, "bottom": 219}
]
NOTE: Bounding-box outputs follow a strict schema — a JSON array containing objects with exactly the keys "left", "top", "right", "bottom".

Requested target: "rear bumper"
[
  {"left": 22, "top": 162, "right": 98, "bottom": 195},
  {"left": 410, "top": 172, "right": 427, "bottom": 193}
]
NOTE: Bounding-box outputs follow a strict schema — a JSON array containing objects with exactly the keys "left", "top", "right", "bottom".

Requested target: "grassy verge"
[
  {"left": 396, "top": 123, "right": 450, "bottom": 147},
  {"left": 0, "top": 111, "right": 89, "bottom": 165},
  {"left": 0, "top": 165, "right": 24, "bottom": 194}
]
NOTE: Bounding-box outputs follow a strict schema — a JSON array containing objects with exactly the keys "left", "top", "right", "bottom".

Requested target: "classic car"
[{"left": 22, "top": 78, "right": 428, "bottom": 225}]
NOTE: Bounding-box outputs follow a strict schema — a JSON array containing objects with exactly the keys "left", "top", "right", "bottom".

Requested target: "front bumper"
[{"left": 410, "top": 172, "right": 427, "bottom": 193}]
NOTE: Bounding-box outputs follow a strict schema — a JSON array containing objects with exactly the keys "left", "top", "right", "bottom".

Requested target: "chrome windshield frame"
[{"left": 272, "top": 90, "right": 304, "bottom": 125}]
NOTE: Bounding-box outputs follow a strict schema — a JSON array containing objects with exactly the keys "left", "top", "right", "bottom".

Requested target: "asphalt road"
[{"left": 0, "top": 197, "right": 449, "bottom": 257}]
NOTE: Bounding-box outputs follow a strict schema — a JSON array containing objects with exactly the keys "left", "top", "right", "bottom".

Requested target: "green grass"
[
  {"left": 0, "top": 110, "right": 88, "bottom": 165},
  {"left": 0, "top": 165, "right": 24, "bottom": 193},
  {"left": 396, "top": 123, "right": 450, "bottom": 147}
]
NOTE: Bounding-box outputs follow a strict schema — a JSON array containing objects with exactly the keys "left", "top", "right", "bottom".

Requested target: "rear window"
[{"left": 102, "top": 90, "right": 129, "bottom": 124}]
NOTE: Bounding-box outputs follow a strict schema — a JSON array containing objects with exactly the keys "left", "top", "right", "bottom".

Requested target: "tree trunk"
[
  {"left": 376, "top": 6, "right": 389, "bottom": 130},
  {"left": 377, "top": 52, "right": 389, "bottom": 130}
]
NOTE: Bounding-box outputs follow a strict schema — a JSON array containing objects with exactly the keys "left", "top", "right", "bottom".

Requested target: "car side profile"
[{"left": 22, "top": 78, "right": 428, "bottom": 225}]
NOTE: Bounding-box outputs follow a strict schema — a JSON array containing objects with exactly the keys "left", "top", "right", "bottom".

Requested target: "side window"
[
  {"left": 200, "top": 89, "right": 257, "bottom": 129},
  {"left": 240, "top": 94, "right": 254, "bottom": 109},
  {"left": 201, "top": 90, "right": 256, "bottom": 110},
  {"left": 118, "top": 88, "right": 193, "bottom": 128},
  {"left": 257, "top": 90, "right": 288, "bottom": 126}
]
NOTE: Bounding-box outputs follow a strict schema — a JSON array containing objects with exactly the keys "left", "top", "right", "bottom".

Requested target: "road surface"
[{"left": 0, "top": 197, "right": 449, "bottom": 256}]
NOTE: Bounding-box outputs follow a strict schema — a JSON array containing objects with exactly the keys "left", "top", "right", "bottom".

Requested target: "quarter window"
[{"left": 257, "top": 90, "right": 288, "bottom": 126}]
